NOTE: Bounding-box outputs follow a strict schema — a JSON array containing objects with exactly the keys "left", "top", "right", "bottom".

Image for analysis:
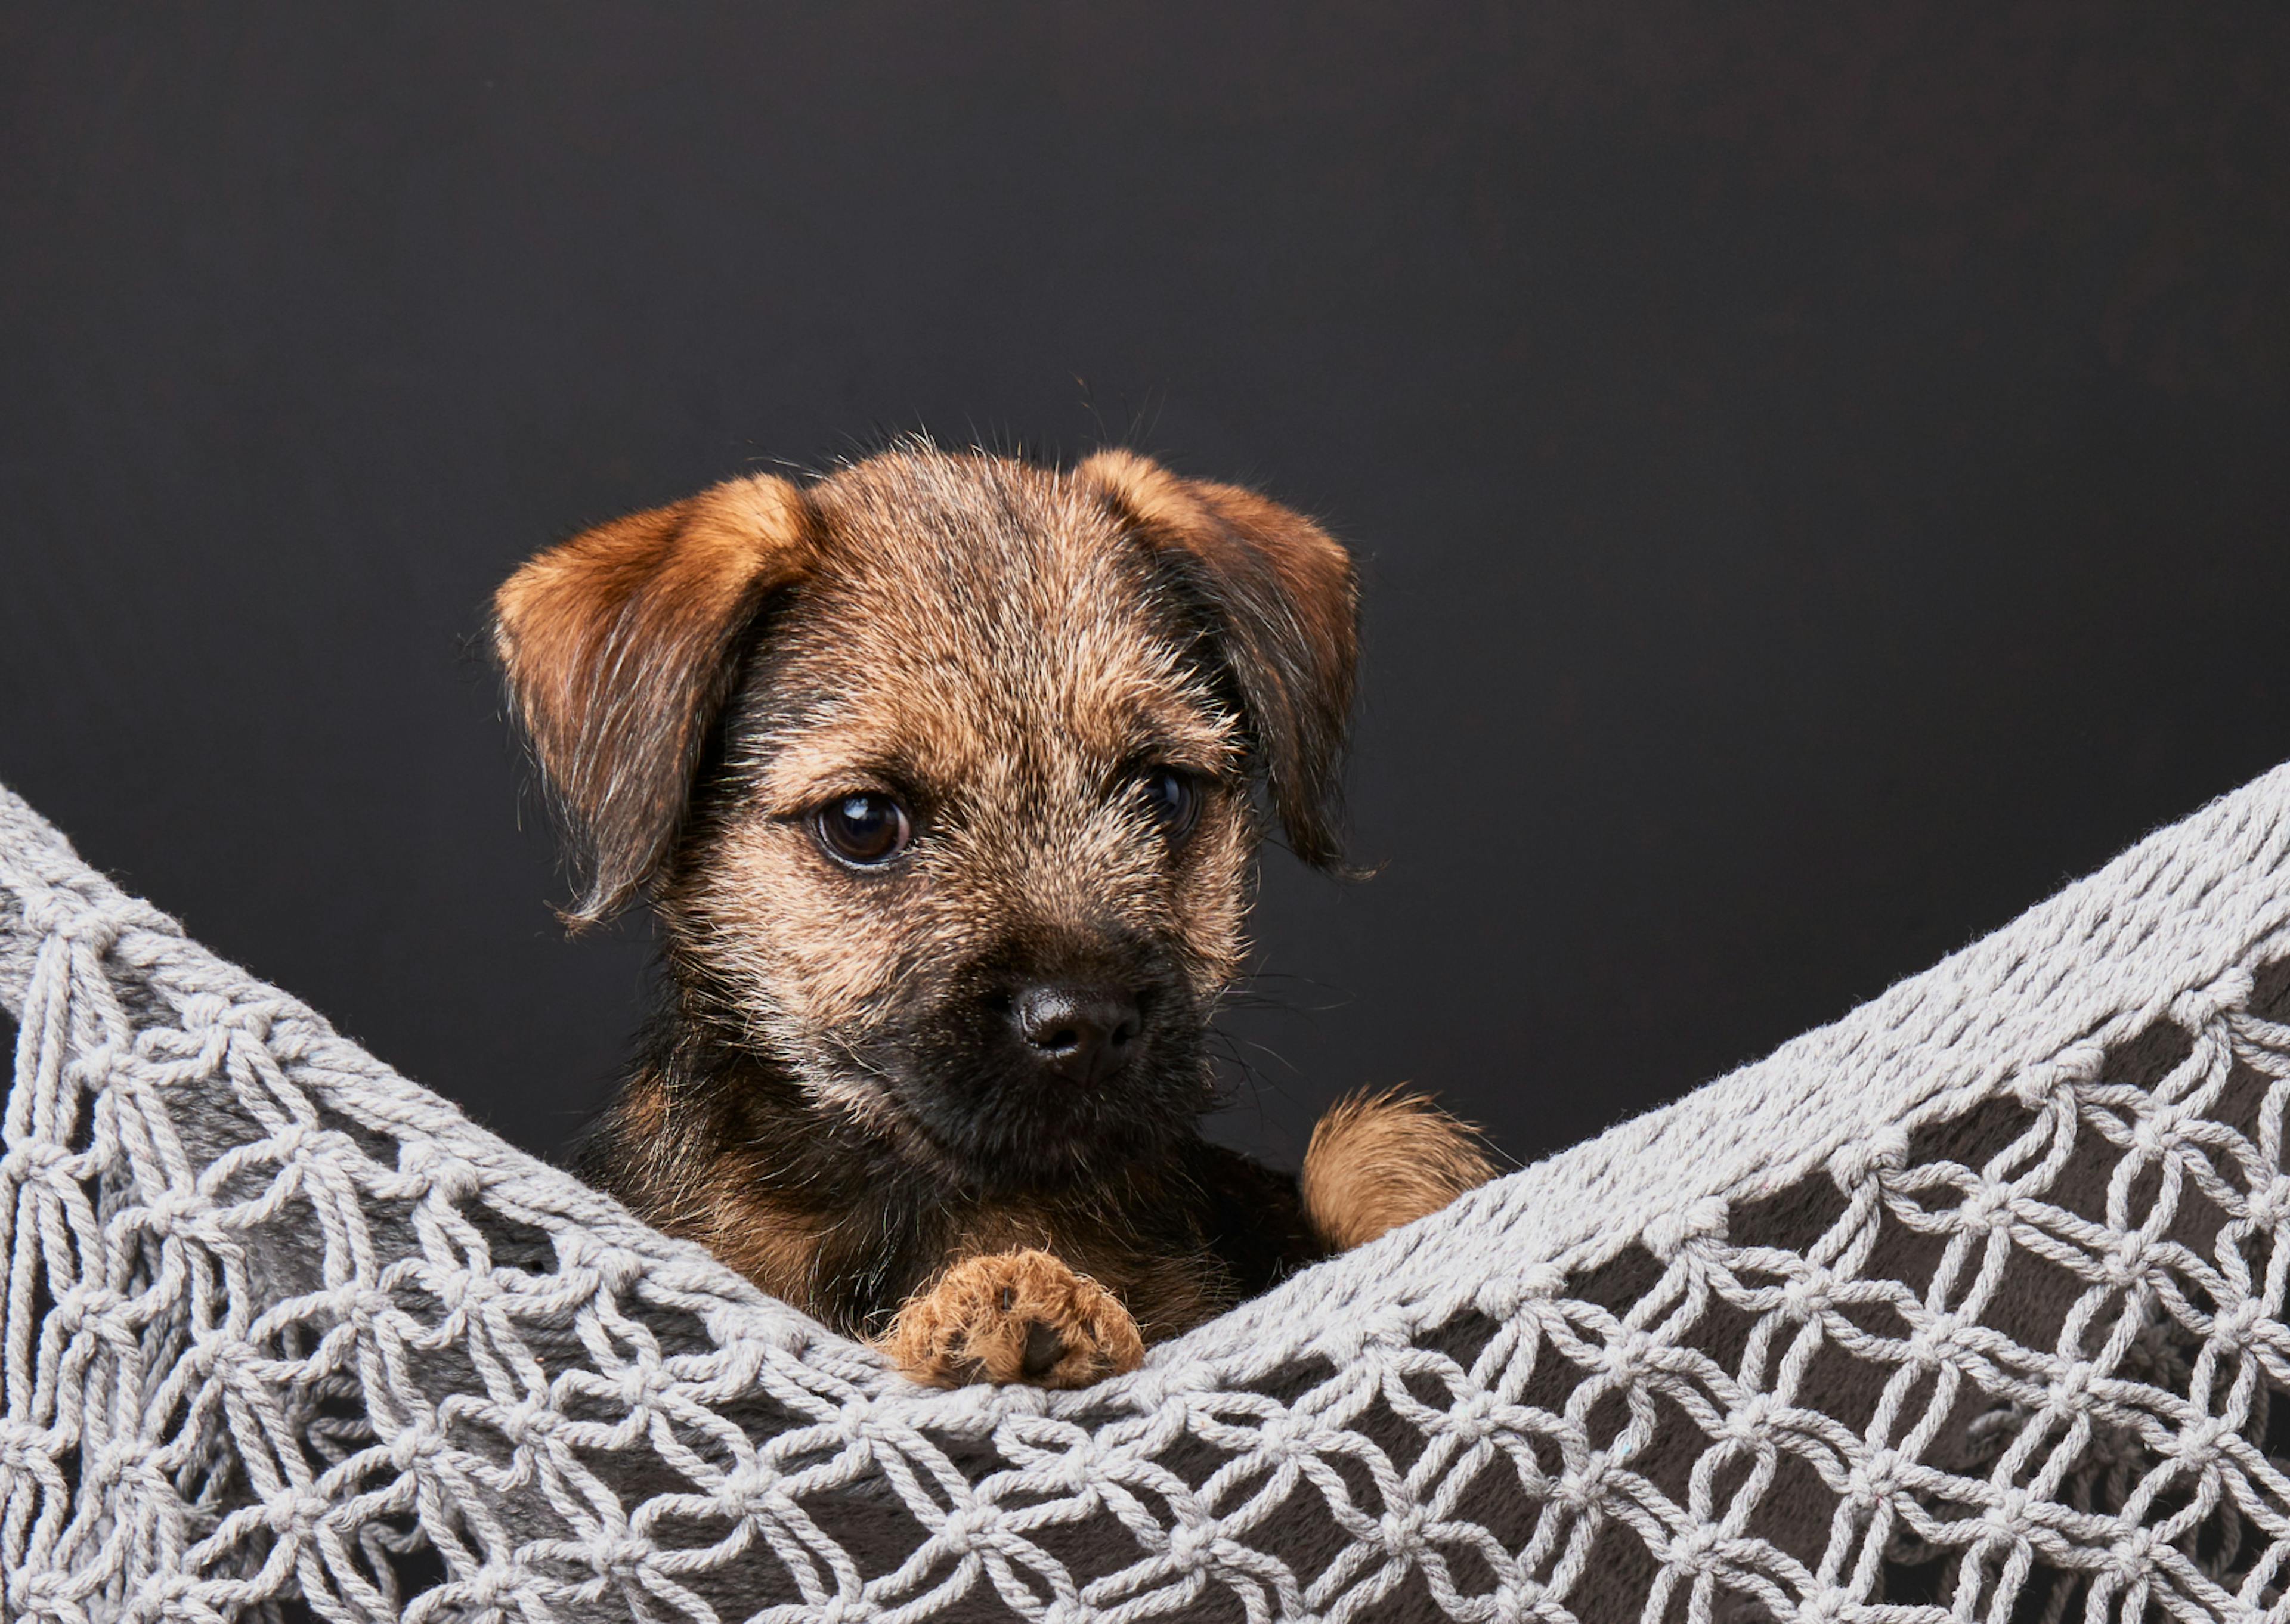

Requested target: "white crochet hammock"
[{"left": 8, "top": 773, "right": 2290, "bottom": 1624}]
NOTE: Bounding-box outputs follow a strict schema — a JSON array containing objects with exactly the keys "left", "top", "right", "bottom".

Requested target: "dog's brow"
[
  {"left": 750, "top": 732, "right": 926, "bottom": 814},
  {"left": 1120, "top": 689, "right": 1244, "bottom": 766},
  {"left": 1124, "top": 723, "right": 1240, "bottom": 777}
]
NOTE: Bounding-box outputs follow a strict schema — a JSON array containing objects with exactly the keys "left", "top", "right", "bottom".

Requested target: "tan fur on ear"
[
  {"left": 1301, "top": 1088, "right": 1497, "bottom": 1251},
  {"left": 493, "top": 474, "right": 819, "bottom": 923},
  {"left": 1078, "top": 450, "right": 1358, "bottom": 868}
]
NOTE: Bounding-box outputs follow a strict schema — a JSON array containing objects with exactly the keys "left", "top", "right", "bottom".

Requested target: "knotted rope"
[{"left": 7, "top": 771, "right": 2290, "bottom": 1620}]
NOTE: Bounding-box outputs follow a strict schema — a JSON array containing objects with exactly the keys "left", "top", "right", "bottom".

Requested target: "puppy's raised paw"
[
  {"left": 1302, "top": 1087, "right": 1497, "bottom": 1252},
  {"left": 879, "top": 1248, "right": 1144, "bottom": 1389}
]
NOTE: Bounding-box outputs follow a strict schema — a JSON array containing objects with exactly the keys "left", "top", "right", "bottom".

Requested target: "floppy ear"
[
  {"left": 493, "top": 474, "right": 820, "bottom": 925},
  {"left": 1078, "top": 450, "right": 1359, "bottom": 869}
]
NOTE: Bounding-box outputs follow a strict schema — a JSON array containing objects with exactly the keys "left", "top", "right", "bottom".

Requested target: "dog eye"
[
  {"left": 813, "top": 792, "right": 913, "bottom": 867},
  {"left": 1138, "top": 768, "right": 1199, "bottom": 840}
]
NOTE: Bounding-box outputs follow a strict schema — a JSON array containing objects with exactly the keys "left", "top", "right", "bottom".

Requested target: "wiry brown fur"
[
  {"left": 494, "top": 475, "right": 821, "bottom": 925},
  {"left": 496, "top": 442, "right": 1494, "bottom": 1385},
  {"left": 1301, "top": 1088, "right": 1500, "bottom": 1252},
  {"left": 876, "top": 1250, "right": 1145, "bottom": 1389}
]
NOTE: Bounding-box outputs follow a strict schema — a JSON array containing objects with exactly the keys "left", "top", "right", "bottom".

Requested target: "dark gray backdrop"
[{"left": 5, "top": 5, "right": 2288, "bottom": 1173}]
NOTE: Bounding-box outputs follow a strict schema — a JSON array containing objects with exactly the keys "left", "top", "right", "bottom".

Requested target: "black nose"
[{"left": 1008, "top": 984, "right": 1144, "bottom": 1084}]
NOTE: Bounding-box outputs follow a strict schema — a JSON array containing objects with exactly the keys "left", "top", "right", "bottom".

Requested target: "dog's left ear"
[
  {"left": 1079, "top": 450, "right": 1358, "bottom": 869},
  {"left": 493, "top": 475, "right": 821, "bottom": 925}
]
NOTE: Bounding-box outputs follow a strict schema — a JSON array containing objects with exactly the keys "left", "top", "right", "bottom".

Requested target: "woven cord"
[{"left": 7, "top": 772, "right": 2290, "bottom": 1621}]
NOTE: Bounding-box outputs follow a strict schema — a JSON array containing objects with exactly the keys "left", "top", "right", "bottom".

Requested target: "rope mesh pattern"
[{"left": 7, "top": 777, "right": 2290, "bottom": 1622}]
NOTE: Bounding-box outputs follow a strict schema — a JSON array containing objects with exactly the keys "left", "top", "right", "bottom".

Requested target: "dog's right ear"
[{"left": 493, "top": 475, "right": 819, "bottom": 926}]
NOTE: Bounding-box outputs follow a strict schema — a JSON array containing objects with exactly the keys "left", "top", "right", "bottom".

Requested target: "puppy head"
[{"left": 495, "top": 445, "right": 1356, "bottom": 1186}]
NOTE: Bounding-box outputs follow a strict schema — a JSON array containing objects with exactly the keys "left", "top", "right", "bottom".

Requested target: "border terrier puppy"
[{"left": 493, "top": 444, "right": 1494, "bottom": 1387}]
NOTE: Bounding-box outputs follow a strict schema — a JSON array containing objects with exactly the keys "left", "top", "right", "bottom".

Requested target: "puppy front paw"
[
  {"left": 1302, "top": 1087, "right": 1498, "bottom": 1251},
  {"left": 878, "top": 1248, "right": 1145, "bottom": 1389}
]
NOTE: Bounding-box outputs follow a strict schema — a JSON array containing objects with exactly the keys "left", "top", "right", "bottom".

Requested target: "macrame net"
[{"left": 8, "top": 772, "right": 2290, "bottom": 1624}]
